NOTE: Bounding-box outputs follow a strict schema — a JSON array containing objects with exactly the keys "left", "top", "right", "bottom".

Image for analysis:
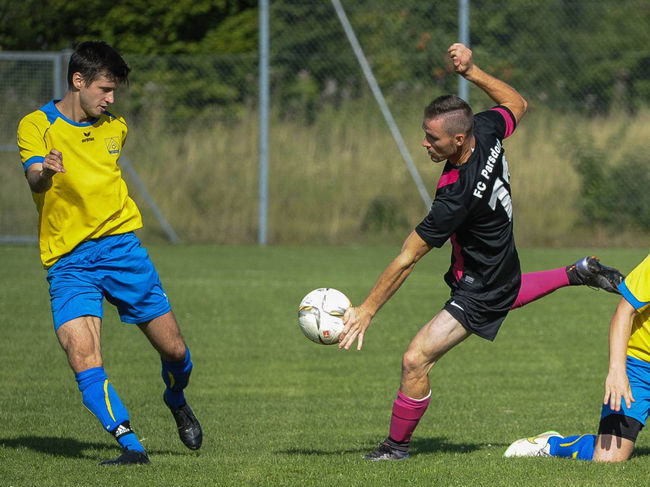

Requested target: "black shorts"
[{"left": 443, "top": 273, "right": 521, "bottom": 341}]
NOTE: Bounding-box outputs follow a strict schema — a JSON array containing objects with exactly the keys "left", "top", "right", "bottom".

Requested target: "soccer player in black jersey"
[{"left": 338, "top": 43, "right": 624, "bottom": 461}]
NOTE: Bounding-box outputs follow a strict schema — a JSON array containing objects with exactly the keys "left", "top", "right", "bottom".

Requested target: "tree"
[{"left": 0, "top": 0, "right": 258, "bottom": 54}]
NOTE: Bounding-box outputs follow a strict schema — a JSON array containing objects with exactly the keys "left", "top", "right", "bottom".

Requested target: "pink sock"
[
  {"left": 511, "top": 268, "right": 569, "bottom": 309},
  {"left": 388, "top": 390, "right": 431, "bottom": 443}
]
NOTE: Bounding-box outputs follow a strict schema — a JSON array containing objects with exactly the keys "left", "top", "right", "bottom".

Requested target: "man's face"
[
  {"left": 422, "top": 117, "right": 458, "bottom": 163},
  {"left": 78, "top": 74, "right": 117, "bottom": 119}
]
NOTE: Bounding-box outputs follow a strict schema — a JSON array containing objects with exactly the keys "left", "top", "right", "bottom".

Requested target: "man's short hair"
[
  {"left": 67, "top": 41, "right": 130, "bottom": 87},
  {"left": 424, "top": 95, "right": 474, "bottom": 137}
]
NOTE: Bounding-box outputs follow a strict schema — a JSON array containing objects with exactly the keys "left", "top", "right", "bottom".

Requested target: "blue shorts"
[
  {"left": 47, "top": 232, "right": 171, "bottom": 330},
  {"left": 601, "top": 355, "right": 650, "bottom": 425}
]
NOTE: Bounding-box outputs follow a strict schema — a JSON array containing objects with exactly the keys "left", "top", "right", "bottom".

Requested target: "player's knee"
[
  {"left": 593, "top": 446, "right": 633, "bottom": 463},
  {"left": 161, "top": 340, "right": 187, "bottom": 362},
  {"left": 67, "top": 348, "right": 103, "bottom": 372},
  {"left": 401, "top": 349, "right": 430, "bottom": 376},
  {"left": 593, "top": 415, "right": 640, "bottom": 462}
]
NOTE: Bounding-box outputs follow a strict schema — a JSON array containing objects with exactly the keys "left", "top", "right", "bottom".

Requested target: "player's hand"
[
  {"left": 603, "top": 368, "right": 635, "bottom": 411},
  {"left": 448, "top": 43, "right": 474, "bottom": 77},
  {"left": 338, "top": 305, "right": 373, "bottom": 351},
  {"left": 42, "top": 149, "right": 65, "bottom": 177}
]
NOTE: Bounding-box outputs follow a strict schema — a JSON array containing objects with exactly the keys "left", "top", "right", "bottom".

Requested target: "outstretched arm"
[
  {"left": 603, "top": 297, "right": 637, "bottom": 411},
  {"left": 448, "top": 43, "right": 528, "bottom": 124},
  {"left": 338, "top": 231, "right": 432, "bottom": 351}
]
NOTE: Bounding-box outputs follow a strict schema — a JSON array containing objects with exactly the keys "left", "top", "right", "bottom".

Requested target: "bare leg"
[
  {"left": 139, "top": 311, "right": 202, "bottom": 450},
  {"left": 56, "top": 315, "right": 103, "bottom": 373},
  {"left": 400, "top": 309, "right": 471, "bottom": 399},
  {"left": 57, "top": 315, "right": 146, "bottom": 457},
  {"left": 367, "top": 310, "right": 471, "bottom": 459},
  {"left": 137, "top": 310, "right": 186, "bottom": 361},
  {"left": 593, "top": 434, "right": 635, "bottom": 462}
]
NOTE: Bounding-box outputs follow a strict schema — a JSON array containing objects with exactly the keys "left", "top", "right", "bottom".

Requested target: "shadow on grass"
[
  {"left": 410, "top": 437, "right": 482, "bottom": 455},
  {"left": 278, "top": 446, "right": 369, "bottom": 456},
  {"left": 0, "top": 436, "right": 112, "bottom": 458},
  {"left": 632, "top": 446, "right": 650, "bottom": 458},
  {"left": 0, "top": 436, "right": 182, "bottom": 459},
  {"left": 277, "top": 436, "right": 482, "bottom": 457}
]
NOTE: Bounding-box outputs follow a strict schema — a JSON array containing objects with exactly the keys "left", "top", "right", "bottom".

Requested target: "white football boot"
[{"left": 503, "top": 431, "right": 563, "bottom": 458}]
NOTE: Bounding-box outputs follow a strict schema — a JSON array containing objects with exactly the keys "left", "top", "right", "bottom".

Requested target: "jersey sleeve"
[
  {"left": 619, "top": 254, "right": 650, "bottom": 311},
  {"left": 415, "top": 190, "right": 469, "bottom": 247},
  {"left": 475, "top": 106, "right": 517, "bottom": 140},
  {"left": 17, "top": 113, "right": 48, "bottom": 172}
]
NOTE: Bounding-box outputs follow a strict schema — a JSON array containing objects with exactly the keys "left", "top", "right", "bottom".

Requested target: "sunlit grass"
[{"left": 0, "top": 245, "right": 647, "bottom": 486}]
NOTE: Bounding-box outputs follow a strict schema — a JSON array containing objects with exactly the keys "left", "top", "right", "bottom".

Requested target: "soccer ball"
[{"left": 298, "top": 288, "right": 351, "bottom": 345}]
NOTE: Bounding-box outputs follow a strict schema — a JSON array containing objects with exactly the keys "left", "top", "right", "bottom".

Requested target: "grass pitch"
[{"left": 0, "top": 244, "right": 647, "bottom": 486}]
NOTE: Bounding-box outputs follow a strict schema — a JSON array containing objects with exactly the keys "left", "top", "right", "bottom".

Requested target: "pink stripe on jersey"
[
  {"left": 491, "top": 107, "right": 515, "bottom": 139},
  {"left": 437, "top": 168, "right": 459, "bottom": 189},
  {"left": 450, "top": 233, "right": 464, "bottom": 281}
]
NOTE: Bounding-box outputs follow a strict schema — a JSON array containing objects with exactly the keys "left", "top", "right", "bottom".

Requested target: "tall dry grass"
[{"left": 4, "top": 101, "right": 648, "bottom": 246}]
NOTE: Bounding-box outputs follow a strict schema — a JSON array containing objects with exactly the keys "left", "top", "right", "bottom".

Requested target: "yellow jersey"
[
  {"left": 17, "top": 100, "right": 142, "bottom": 268},
  {"left": 621, "top": 254, "right": 650, "bottom": 362}
]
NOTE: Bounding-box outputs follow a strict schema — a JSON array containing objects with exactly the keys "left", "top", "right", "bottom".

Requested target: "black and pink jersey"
[{"left": 415, "top": 106, "right": 520, "bottom": 302}]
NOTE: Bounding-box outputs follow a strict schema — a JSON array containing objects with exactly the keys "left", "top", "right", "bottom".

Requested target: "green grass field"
[{"left": 0, "top": 244, "right": 648, "bottom": 486}]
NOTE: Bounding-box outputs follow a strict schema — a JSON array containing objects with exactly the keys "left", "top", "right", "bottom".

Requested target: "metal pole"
[
  {"left": 53, "top": 55, "right": 62, "bottom": 99},
  {"left": 258, "top": 0, "right": 270, "bottom": 245},
  {"left": 458, "top": 0, "right": 470, "bottom": 102},
  {"left": 331, "top": 0, "right": 432, "bottom": 209},
  {"left": 58, "top": 49, "right": 73, "bottom": 99}
]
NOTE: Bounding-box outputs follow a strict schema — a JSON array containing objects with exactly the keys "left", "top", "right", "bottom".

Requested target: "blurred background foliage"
[{"left": 2, "top": 0, "right": 649, "bottom": 114}]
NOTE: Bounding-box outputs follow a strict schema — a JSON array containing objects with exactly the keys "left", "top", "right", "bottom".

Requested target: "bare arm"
[
  {"left": 338, "top": 231, "right": 432, "bottom": 350},
  {"left": 25, "top": 149, "right": 65, "bottom": 193},
  {"left": 603, "top": 297, "right": 637, "bottom": 411},
  {"left": 448, "top": 43, "right": 528, "bottom": 124}
]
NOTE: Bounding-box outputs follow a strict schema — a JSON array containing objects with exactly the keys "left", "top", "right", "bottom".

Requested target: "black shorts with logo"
[{"left": 442, "top": 270, "right": 521, "bottom": 341}]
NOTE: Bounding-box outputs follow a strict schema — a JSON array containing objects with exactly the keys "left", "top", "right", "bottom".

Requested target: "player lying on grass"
[
  {"left": 337, "top": 42, "right": 625, "bottom": 461},
  {"left": 17, "top": 41, "right": 202, "bottom": 465},
  {"left": 505, "top": 253, "right": 649, "bottom": 462}
]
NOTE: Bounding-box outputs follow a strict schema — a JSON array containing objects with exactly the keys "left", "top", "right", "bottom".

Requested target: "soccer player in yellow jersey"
[
  {"left": 505, "top": 253, "right": 650, "bottom": 462},
  {"left": 17, "top": 41, "right": 201, "bottom": 465}
]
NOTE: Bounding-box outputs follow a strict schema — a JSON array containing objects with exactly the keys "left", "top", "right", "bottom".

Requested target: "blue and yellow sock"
[
  {"left": 548, "top": 434, "right": 596, "bottom": 461},
  {"left": 75, "top": 367, "right": 144, "bottom": 452},
  {"left": 161, "top": 347, "right": 193, "bottom": 408}
]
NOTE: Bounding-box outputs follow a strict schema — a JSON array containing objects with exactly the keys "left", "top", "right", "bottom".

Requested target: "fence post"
[
  {"left": 458, "top": 0, "right": 470, "bottom": 102},
  {"left": 56, "top": 49, "right": 73, "bottom": 99},
  {"left": 258, "top": 0, "right": 270, "bottom": 246}
]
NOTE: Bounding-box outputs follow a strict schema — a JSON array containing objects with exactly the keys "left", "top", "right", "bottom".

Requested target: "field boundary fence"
[{"left": 2, "top": 0, "right": 648, "bottom": 247}]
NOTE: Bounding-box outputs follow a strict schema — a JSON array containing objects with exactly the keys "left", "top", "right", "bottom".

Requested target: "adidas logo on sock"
[{"left": 111, "top": 421, "right": 134, "bottom": 439}]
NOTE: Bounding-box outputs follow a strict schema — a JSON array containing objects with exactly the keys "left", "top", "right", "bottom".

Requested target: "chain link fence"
[{"left": 2, "top": 0, "right": 649, "bottom": 246}]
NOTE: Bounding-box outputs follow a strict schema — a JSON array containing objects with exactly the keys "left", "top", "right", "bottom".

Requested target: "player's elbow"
[
  {"left": 520, "top": 96, "right": 529, "bottom": 116},
  {"left": 25, "top": 172, "right": 51, "bottom": 193},
  {"left": 397, "top": 232, "right": 431, "bottom": 269},
  {"left": 513, "top": 96, "right": 528, "bottom": 123}
]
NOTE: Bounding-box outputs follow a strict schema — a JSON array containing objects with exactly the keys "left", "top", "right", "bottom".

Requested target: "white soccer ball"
[{"left": 298, "top": 288, "right": 351, "bottom": 345}]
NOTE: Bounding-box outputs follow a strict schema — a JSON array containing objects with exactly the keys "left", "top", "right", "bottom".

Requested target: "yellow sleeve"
[
  {"left": 17, "top": 112, "right": 49, "bottom": 171},
  {"left": 620, "top": 255, "right": 650, "bottom": 311}
]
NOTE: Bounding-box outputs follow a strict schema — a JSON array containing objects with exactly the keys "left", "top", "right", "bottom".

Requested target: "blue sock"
[
  {"left": 75, "top": 367, "right": 145, "bottom": 452},
  {"left": 548, "top": 434, "right": 596, "bottom": 460},
  {"left": 161, "top": 347, "right": 193, "bottom": 408}
]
